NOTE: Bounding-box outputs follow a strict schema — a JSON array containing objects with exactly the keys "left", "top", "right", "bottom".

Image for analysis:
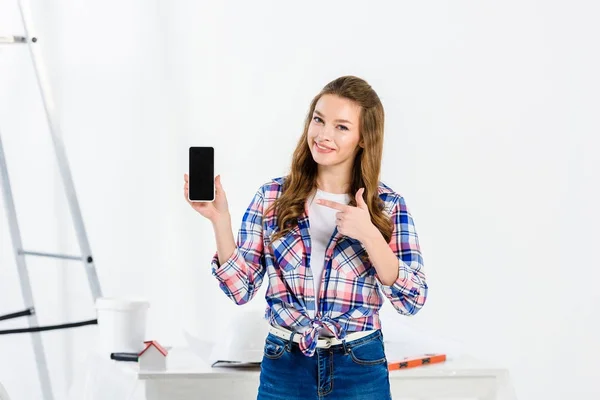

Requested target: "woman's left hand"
[{"left": 316, "top": 188, "right": 376, "bottom": 242}]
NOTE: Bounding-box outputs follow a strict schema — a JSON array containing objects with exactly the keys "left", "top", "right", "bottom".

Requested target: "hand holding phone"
[
  {"left": 184, "top": 174, "right": 229, "bottom": 222},
  {"left": 184, "top": 147, "right": 230, "bottom": 222}
]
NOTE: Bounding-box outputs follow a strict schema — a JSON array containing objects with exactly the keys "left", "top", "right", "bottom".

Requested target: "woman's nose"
[{"left": 317, "top": 128, "right": 334, "bottom": 141}]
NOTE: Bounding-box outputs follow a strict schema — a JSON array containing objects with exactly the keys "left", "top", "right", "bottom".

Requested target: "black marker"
[{"left": 110, "top": 352, "right": 138, "bottom": 362}]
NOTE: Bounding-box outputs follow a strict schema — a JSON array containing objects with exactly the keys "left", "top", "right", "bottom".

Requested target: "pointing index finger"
[{"left": 317, "top": 199, "right": 347, "bottom": 211}]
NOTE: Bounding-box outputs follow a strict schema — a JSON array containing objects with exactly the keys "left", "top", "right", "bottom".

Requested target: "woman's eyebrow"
[{"left": 314, "top": 109, "right": 353, "bottom": 125}]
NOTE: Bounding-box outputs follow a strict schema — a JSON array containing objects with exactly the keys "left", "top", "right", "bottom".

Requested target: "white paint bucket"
[{"left": 95, "top": 297, "right": 149, "bottom": 355}]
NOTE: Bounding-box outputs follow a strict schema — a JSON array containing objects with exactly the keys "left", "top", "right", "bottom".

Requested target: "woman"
[{"left": 183, "top": 75, "right": 428, "bottom": 399}]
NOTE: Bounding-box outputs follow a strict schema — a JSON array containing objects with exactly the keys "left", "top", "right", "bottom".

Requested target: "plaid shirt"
[{"left": 211, "top": 176, "right": 427, "bottom": 357}]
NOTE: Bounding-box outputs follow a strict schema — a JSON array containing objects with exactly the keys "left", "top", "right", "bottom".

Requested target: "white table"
[{"left": 69, "top": 347, "right": 515, "bottom": 400}]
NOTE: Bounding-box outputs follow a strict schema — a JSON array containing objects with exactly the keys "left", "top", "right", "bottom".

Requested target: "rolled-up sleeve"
[
  {"left": 211, "top": 188, "right": 267, "bottom": 305},
  {"left": 376, "top": 195, "right": 428, "bottom": 315}
]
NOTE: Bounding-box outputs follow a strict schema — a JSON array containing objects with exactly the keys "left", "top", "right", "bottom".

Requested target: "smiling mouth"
[{"left": 315, "top": 141, "right": 334, "bottom": 151}]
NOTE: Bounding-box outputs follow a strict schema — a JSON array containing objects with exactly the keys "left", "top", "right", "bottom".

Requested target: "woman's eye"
[
  {"left": 313, "top": 116, "right": 323, "bottom": 123},
  {"left": 338, "top": 125, "right": 348, "bottom": 131}
]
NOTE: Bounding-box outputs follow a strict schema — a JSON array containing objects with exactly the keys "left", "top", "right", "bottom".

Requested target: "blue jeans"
[{"left": 257, "top": 330, "right": 392, "bottom": 400}]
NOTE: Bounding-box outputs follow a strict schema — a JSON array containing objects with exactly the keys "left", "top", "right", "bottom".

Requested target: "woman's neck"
[{"left": 316, "top": 167, "right": 352, "bottom": 194}]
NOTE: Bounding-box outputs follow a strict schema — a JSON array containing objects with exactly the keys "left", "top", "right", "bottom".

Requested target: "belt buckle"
[{"left": 320, "top": 337, "right": 332, "bottom": 349}]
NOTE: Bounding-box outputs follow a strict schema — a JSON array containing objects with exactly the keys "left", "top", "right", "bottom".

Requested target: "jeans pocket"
[
  {"left": 348, "top": 334, "right": 387, "bottom": 366},
  {"left": 263, "top": 335, "right": 286, "bottom": 360}
]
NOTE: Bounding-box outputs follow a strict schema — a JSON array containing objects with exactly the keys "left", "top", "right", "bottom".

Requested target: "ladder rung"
[
  {"left": 0, "top": 35, "right": 27, "bottom": 44},
  {"left": 0, "top": 318, "right": 97, "bottom": 335},
  {"left": 0, "top": 308, "right": 34, "bottom": 322},
  {"left": 19, "top": 250, "right": 83, "bottom": 261}
]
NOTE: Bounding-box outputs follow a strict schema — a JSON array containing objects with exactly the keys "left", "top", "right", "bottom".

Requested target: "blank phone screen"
[{"left": 189, "top": 147, "right": 214, "bottom": 201}]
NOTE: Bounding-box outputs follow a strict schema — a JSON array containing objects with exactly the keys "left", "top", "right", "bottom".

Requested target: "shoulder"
[
  {"left": 253, "top": 176, "right": 287, "bottom": 201},
  {"left": 257, "top": 176, "right": 405, "bottom": 198},
  {"left": 377, "top": 181, "right": 406, "bottom": 214},
  {"left": 255, "top": 177, "right": 406, "bottom": 209}
]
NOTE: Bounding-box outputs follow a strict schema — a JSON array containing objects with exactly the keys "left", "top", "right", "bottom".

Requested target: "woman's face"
[{"left": 307, "top": 94, "right": 362, "bottom": 169}]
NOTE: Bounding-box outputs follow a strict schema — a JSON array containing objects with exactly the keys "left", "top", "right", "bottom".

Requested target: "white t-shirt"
[{"left": 307, "top": 188, "right": 350, "bottom": 334}]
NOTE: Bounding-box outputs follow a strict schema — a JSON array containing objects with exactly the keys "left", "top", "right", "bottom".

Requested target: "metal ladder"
[{"left": 0, "top": 1, "right": 103, "bottom": 399}]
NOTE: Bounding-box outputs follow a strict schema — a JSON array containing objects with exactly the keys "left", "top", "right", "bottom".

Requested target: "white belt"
[{"left": 268, "top": 325, "right": 376, "bottom": 349}]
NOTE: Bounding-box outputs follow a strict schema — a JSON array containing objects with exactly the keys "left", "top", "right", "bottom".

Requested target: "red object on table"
[{"left": 388, "top": 353, "right": 447, "bottom": 370}]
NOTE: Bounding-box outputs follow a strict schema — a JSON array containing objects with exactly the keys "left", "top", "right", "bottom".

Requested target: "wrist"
[
  {"left": 211, "top": 212, "right": 231, "bottom": 227},
  {"left": 360, "top": 225, "right": 381, "bottom": 247}
]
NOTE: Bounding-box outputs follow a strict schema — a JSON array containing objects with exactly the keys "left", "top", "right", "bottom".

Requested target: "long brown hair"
[{"left": 266, "top": 75, "right": 393, "bottom": 244}]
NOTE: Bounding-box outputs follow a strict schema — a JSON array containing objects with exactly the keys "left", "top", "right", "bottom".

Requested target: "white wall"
[
  {"left": 1, "top": 1, "right": 599, "bottom": 399},
  {"left": 1, "top": 0, "right": 171, "bottom": 398},
  {"left": 1, "top": 0, "right": 74, "bottom": 398}
]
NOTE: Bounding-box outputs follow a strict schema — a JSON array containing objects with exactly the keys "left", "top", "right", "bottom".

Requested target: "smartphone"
[{"left": 188, "top": 146, "right": 215, "bottom": 202}]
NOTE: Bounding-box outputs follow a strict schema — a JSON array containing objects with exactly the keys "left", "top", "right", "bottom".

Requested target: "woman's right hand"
[{"left": 184, "top": 173, "right": 230, "bottom": 223}]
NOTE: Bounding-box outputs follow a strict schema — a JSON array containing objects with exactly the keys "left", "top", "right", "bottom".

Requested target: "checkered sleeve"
[
  {"left": 210, "top": 187, "right": 267, "bottom": 305},
  {"left": 376, "top": 195, "right": 428, "bottom": 315}
]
